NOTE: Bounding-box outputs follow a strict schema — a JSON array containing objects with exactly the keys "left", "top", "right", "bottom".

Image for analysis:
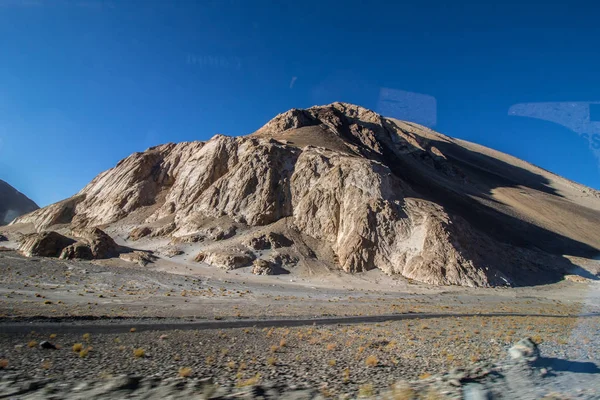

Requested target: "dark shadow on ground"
[{"left": 537, "top": 357, "right": 600, "bottom": 374}]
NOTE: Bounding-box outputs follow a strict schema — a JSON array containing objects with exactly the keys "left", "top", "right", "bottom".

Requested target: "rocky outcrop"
[
  {"left": 251, "top": 259, "right": 275, "bottom": 275},
  {"left": 0, "top": 180, "right": 39, "bottom": 225},
  {"left": 19, "top": 228, "right": 119, "bottom": 260},
  {"left": 19, "top": 232, "right": 75, "bottom": 257},
  {"left": 69, "top": 228, "right": 119, "bottom": 259},
  {"left": 243, "top": 232, "right": 293, "bottom": 250},
  {"left": 10, "top": 103, "right": 600, "bottom": 286},
  {"left": 119, "top": 251, "right": 158, "bottom": 266},
  {"left": 195, "top": 250, "right": 255, "bottom": 270}
]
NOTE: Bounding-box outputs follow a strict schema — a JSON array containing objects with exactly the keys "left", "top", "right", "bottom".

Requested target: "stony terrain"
[
  {"left": 0, "top": 179, "right": 38, "bottom": 226},
  {"left": 0, "top": 250, "right": 599, "bottom": 398}
]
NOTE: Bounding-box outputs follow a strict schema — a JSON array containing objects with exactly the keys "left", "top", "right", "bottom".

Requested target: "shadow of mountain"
[
  {"left": 314, "top": 110, "right": 600, "bottom": 286},
  {"left": 537, "top": 357, "right": 600, "bottom": 374}
]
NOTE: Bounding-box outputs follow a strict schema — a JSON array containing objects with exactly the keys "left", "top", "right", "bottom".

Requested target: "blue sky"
[{"left": 1, "top": 0, "right": 599, "bottom": 206}]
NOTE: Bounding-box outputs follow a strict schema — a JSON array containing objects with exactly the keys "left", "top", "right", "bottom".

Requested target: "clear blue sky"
[{"left": 1, "top": 0, "right": 599, "bottom": 207}]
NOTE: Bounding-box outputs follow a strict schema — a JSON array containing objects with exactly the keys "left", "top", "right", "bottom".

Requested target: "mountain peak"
[
  {"left": 8, "top": 105, "right": 600, "bottom": 287},
  {"left": 0, "top": 179, "right": 39, "bottom": 225}
]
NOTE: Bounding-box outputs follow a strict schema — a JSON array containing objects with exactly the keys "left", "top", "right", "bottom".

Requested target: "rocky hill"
[
  {"left": 8, "top": 103, "right": 600, "bottom": 286},
  {"left": 0, "top": 180, "right": 38, "bottom": 226}
]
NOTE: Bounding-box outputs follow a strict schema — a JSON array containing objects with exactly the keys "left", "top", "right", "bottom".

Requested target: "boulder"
[
  {"left": 70, "top": 228, "right": 119, "bottom": 259},
  {"left": 19, "top": 231, "right": 75, "bottom": 258},
  {"left": 0, "top": 234, "right": 7, "bottom": 242},
  {"left": 119, "top": 251, "right": 158, "bottom": 266},
  {"left": 508, "top": 338, "right": 540, "bottom": 363},
  {"left": 128, "top": 227, "right": 152, "bottom": 241},
  {"left": 60, "top": 242, "right": 94, "bottom": 260},
  {"left": 244, "top": 232, "right": 293, "bottom": 251},
  {"left": 252, "top": 259, "right": 274, "bottom": 275},
  {"left": 195, "top": 250, "right": 255, "bottom": 270}
]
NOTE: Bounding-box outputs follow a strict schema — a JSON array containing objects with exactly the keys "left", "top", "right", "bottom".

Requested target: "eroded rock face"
[
  {"left": 195, "top": 250, "right": 255, "bottom": 270},
  {"left": 11, "top": 102, "right": 600, "bottom": 286},
  {"left": 19, "top": 232, "right": 75, "bottom": 258},
  {"left": 251, "top": 259, "right": 274, "bottom": 275},
  {"left": 70, "top": 228, "right": 119, "bottom": 259},
  {"left": 60, "top": 242, "right": 95, "bottom": 260},
  {"left": 119, "top": 251, "right": 158, "bottom": 266}
]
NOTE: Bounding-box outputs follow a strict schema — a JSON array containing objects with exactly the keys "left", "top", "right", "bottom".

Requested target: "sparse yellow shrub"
[
  {"left": 419, "top": 372, "right": 431, "bottom": 380},
  {"left": 365, "top": 355, "right": 378, "bottom": 367},
  {"left": 130, "top": 328, "right": 137, "bottom": 333},
  {"left": 343, "top": 368, "right": 350, "bottom": 383},
  {"left": 133, "top": 348, "right": 145, "bottom": 358},
  {"left": 49, "top": 334, "right": 57, "bottom": 339},
  {"left": 82, "top": 333, "right": 91, "bottom": 342},
  {"left": 326, "top": 343, "right": 336, "bottom": 351},
  {"left": 79, "top": 348, "right": 89, "bottom": 358},
  {"left": 27, "top": 341, "right": 38, "bottom": 348},
  {"left": 358, "top": 383, "right": 374, "bottom": 397},
  {"left": 279, "top": 339, "right": 287, "bottom": 347},
  {"left": 237, "top": 374, "right": 261, "bottom": 387},
  {"left": 73, "top": 343, "right": 83, "bottom": 352},
  {"left": 328, "top": 359, "right": 336, "bottom": 366},
  {"left": 178, "top": 367, "right": 193, "bottom": 377},
  {"left": 270, "top": 345, "right": 279, "bottom": 353},
  {"left": 267, "top": 357, "right": 276, "bottom": 366}
]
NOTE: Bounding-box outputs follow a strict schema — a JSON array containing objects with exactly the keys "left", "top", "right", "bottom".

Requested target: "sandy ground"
[{"left": 1, "top": 242, "right": 599, "bottom": 398}]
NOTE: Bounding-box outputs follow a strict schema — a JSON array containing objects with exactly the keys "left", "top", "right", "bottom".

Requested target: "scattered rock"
[
  {"left": 252, "top": 259, "right": 275, "bottom": 275},
  {"left": 508, "top": 338, "right": 540, "bottom": 363},
  {"left": 70, "top": 228, "right": 119, "bottom": 259},
  {"left": 194, "top": 250, "right": 255, "bottom": 270},
  {"left": 39, "top": 341, "right": 57, "bottom": 350},
  {"left": 157, "top": 246, "right": 184, "bottom": 258},
  {"left": 119, "top": 251, "right": 158, "bottom": 266},
  {"left": 59, "top": 242, "right": 94, "bottom": 260},
  {"left": 129, "top": 227, "right": 152, "bottom": 241},
  {"left": 18, "top": 231, "right": 75, "bottom": 258}
]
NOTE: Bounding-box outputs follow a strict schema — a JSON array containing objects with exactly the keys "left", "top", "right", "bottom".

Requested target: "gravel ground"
[
  {"left": 1, "top": 315, "right": 599, "bottom": 398},
  {"left": 1, "top": 251, "right": 599, "bottom": 398}
]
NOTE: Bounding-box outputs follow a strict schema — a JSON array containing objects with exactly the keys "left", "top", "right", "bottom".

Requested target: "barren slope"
[
  {"left": 8, "top": 103, "right": 600, "bottom": 287},
  {"left": 0, "top": 179, "right": 39, "bottom": 226}
]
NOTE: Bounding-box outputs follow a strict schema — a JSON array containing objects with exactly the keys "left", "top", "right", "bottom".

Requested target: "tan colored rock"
[
  {"left": 251, "top": 259, "right": 274, "bottom": 275},
  {"left": 194, "top": 250, "right": 255, "bottom": 270},
  {"left": 59, "top": 242, "right": 94, "bottom": 260},
  {"left": 19, "top": 231, "right": 75, "bottom": 258},
  {"left": 10, "top": 103, "right": 600, "bottom": 286},
  {"left": 119, "top": 251, "right": 158, "bottom": 266},
  {"left": 129, "top": 227, "right": 152, "bottom": 241},
  {"left": 69, "top": 228, "right": 119, "bottom": 259}
]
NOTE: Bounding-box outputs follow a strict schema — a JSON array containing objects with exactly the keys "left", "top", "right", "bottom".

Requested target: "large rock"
[
  {"left": 195, "top": 250, "right": 255, "bottom": 270},
  {"left": 69, "top": 228, "right": 119, "bottom": 259},
  {"left": 508, "top": 338, "right": 540, "bottom": 363},
  {"left": 9, "top": 103, "right": 600, "bottom": 286},
  {"left": 19, "top": 231, "right": 75, "bottom": 257},
  {"left": 251, "top": 259, "right": 275, "bottom": 275},
  {"left": 119, "top": 251, "right": 158, "bottom": 266}
]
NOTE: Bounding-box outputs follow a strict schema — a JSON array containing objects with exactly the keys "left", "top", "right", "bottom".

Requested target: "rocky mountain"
[
  {"left": 0, "top": 180, "right": 39, "bottom": 226},
  {"left": 9, "top": 103, "right": 600, "bottom": 286}
]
